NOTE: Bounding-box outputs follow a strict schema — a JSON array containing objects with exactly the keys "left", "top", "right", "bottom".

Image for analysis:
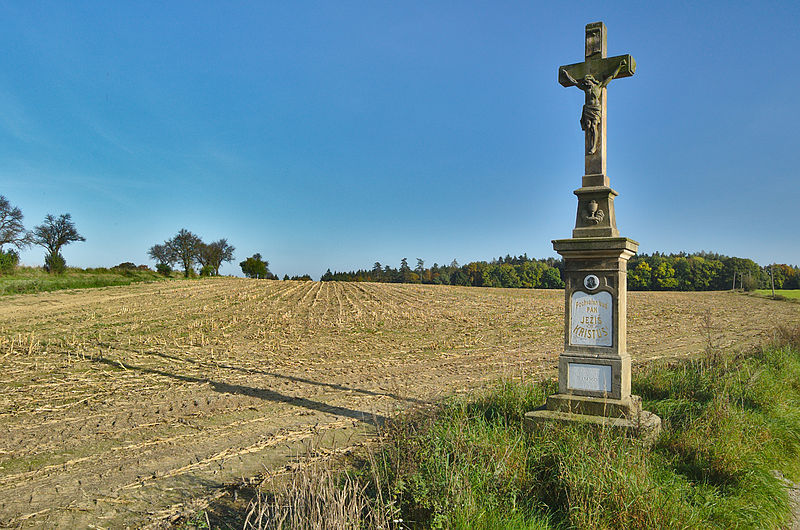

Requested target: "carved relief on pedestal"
[{"left": 582, "top": 200, "right": 605, "bottom": 225}]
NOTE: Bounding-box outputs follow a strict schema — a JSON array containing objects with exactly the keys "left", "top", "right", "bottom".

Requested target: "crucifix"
[
  {"left": 558, "top": 22, "right": 635, "bottom": 179},
  {"left": 524, "top": 22, "right": 661, "bottom": 442}
]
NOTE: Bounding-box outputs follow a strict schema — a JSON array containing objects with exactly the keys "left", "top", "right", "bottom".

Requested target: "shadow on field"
[
  {"left": 88, "top": 355, "right": 386, "bottom": 427},
  {"left": 143, "top": 350, "right": 426, "bottom": 405}
]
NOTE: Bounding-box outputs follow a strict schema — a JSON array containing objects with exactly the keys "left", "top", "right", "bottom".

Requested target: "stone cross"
[
  {"left": 558, "top": 22, "right": 635, "bottom": 180},
  {"left": 524, "top": 22, "right": 661, "bottom": 442}
]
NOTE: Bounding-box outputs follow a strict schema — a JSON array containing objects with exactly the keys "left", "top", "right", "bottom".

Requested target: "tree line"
[
  {"left": 148, "top": 229, "right": 284, "bottom": 279},
  {"left": 321, "top": 255, "right": 565, "bottom": 289},
  {"left": 0, "top": 194, "right": 283, "bottom": 279},
  {"left": 148, "top": 229, "right": 236, "bottom": 277},
  {"left": 321, "top": 252, "right": 800, "bottom": 292},
  {"left": 627, "top": 252, "right": 800, "bottom": 291}
]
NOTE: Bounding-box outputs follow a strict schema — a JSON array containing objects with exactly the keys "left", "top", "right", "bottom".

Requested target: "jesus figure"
[{"left": 560, "top": 59, "right": 626, "bottom": 155}]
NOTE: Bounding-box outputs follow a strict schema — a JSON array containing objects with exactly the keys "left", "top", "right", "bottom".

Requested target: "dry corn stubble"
[{"left": 0, "top": 278, "right": 796, "bottom": 527}]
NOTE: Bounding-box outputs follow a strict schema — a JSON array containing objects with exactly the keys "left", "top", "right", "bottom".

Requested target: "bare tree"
[
  {"left": 197, "top": 239, "right": 235, "bottom": 276},
  {"left": 165, "top": 229, "right": 203, "bottom": 277},
  {"left": 0, "top": 195, "right": 31, "bottom": 251},
  {"left": 32, "top": 213, "right": 86, "bottom": 273},
  {"left": 147, "top": 243, "right": 176, "bottom": 267}
]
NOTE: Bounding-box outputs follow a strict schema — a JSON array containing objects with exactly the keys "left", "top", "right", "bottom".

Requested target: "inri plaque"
[{"left": 570, "top": 290, "right": 612, "bottom": 347}]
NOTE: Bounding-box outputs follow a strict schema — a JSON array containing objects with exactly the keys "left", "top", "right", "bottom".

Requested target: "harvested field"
[{"left": 0, "top": 278, "right": 797, "bottom": 527}]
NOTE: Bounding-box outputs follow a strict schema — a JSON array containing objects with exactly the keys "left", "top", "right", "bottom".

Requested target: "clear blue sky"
[{"left": 1, "top": 2, "right": 797, "bottom": 278}]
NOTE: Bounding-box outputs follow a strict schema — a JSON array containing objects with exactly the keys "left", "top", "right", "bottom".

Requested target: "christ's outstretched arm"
[
  {"left": 561, "top": 67, "right": 578, "bottom": 86},
  {"left": 600, "top": 59, "right": 626, "bottom": 89}
]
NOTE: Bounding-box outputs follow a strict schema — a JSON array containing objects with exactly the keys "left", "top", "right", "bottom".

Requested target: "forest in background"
[{"left": 321, "top": 252, "right": 800, "bottom": 292}]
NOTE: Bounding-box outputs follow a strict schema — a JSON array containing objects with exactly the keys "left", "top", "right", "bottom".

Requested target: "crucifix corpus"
[
  {"left": 524, "top": 22, "right": 661, "bottom": 440},
  {"left": 558, "top": 22, "right": 635, "bottom": 174}
]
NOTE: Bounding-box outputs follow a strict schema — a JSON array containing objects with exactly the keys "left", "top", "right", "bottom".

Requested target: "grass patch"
[
  {"left": 755, "top": 289, "right": 800, "bottom": 301},
  {"left": 245, "top": 326, "right": 800, "bottom": 529},
  {"left": 0, "top": 266, "right": 168, "bottom": 295}
]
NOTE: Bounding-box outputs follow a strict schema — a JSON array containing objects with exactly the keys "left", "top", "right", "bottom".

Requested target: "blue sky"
[{"left": 1, "top": 1, "right": 798, "bottom": 278}]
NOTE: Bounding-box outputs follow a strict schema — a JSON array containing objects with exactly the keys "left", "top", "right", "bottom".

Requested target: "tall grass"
[
  {"left": 0, "top": 266, "right": 166, "bottom": 295},
  {"left": 245, "top": 326, "right": 800, "bottom": 529}
]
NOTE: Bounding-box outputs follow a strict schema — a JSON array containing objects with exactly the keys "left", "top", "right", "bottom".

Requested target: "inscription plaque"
[
  {"left": 568, "top": 362, "right": 612, "bottom": 392},
  {"left": 570, "top": 290, "right": 612, "bottom": 346}
]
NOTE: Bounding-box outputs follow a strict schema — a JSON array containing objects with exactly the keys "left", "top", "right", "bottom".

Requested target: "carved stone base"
[
  {"left": 546, "top": 392, "right": 641, "bottom": 418},
  {"left": 523, "top": 393, "right": 661, "bottom": 444},
  {"left": 523, "top": 407, "right": 662, "bottom": 444}
]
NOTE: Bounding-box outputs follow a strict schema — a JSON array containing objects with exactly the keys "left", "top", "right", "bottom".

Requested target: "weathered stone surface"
[
  {"left": 553, "top": 237, "right": 638, "bottom": 365},
  {"left": 545, "top": 393, "right": 642, "bottom": 418},
  {"left": 553, "top": 240, "right": 634, "bottom": 401},
  {"left": 558, "top": 353, "right": 630, "bottom": 399},
  {"left": 552, "top": 236, "right": 638, "bottom": 254},
  {"left": 558, "top": 54, "right": 636, "bottom": 88},
  {"left": 572, "top": 186, "right": 619, "bottom": 238},
  {"left": 558, "top": 21, "right": 636, "bottom": 178},
  {"left": 523, "top": 407, "right": 662, "bottom": 445}
]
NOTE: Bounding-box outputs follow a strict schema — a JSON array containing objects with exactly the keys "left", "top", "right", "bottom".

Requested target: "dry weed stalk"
[{"left": 243, "top": 439, "right": 398, "bottom": 530}]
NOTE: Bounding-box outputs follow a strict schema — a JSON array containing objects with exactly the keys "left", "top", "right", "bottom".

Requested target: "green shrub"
[
  {"left": 0, "top": 249, "right": 19, "bottom": 274},
  {"left": 156, "top": 263, "right": 172, "bottom": 276},
  {"left": 742, "top": 274, "right": 759, "bottom": 291},
  {"left": 199, "top": 264, "right": 214, "bottom": 277},
  {"left": 44, "top": 253, "right": 66, "bottom": 274}
]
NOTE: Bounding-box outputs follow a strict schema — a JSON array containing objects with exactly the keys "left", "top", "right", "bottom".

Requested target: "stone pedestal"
[{"left": 524, "top": 235, "right": 660, "bottom": 441}]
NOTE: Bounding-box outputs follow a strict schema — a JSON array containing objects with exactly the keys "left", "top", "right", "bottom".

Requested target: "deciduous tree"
[
  {"left": 32, "top": 213, "right": 85, "bottom": 273},
  {"left": 628, "top": 261, "right": 652, "bottom": 290},
  {"left": 0, "top": 195, "right": 31, "bottom": 251},
  {"left": 147, "top": 243, "right": 176, "bottom": 268},
  {"left": 240, "top": 253, "right": 271, "bottom": 279},
  {"left": 197, "top": 239, "right": 235, "bottom": 276},
  {"left": 165, "top": 229, "right": 202, "bottom": 277}
]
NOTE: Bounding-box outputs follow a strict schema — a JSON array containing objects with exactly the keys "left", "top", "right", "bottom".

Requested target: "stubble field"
[{"left": 1, "top": 278, "right": 798, "bottom": 528}]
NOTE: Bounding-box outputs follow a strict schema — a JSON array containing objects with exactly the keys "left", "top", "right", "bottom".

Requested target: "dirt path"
[{"left": 0, "top": 279, "right": 796, "bottom": 528}]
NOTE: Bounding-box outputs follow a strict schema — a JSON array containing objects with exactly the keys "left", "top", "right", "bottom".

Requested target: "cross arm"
[{"left": 558, "top": 54, "right": 636, "bottom": 87}]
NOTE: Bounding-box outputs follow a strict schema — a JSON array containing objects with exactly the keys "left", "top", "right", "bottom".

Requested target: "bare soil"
[{"left": 0, "top": 279, "right": 797, "bottom": 528}]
